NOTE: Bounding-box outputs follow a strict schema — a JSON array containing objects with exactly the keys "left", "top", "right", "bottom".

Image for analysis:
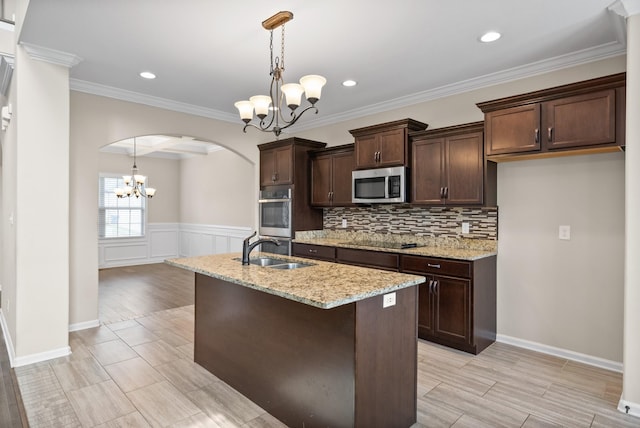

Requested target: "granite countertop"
[
  {"left": 294, "top": 231, "right": 497, "bottom": 261},
  {"left": 166, "top": 252, "right": 425, "bottom": 309}
]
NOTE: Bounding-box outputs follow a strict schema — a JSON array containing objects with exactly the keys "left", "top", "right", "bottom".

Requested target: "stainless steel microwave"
[{"left": 352, "top": 166, "right": 407, "bottom": 204}]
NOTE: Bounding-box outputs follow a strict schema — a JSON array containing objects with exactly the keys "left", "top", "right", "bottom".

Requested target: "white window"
[{"left": 98, "top": 174, "right": 145, "bottom": 238}]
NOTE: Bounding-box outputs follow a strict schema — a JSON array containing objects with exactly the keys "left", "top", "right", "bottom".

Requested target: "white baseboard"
[
  {"left": 69, "top": 319, "right": 100, "bottom": 332},
  {"left": 12, "top": 346, "right": 71, "bottom": 368},
  {"left": 0, "top": 309, "right": 71, "bottom": 367},
  {"left": 618, "top": 399, "right": 640, "bottom": 418},
  {"left": 496, "top": 334, "right": 623, "bottom": 373},
  {"left": 0, "top": 309, "right": 15, "bottom": 368}
]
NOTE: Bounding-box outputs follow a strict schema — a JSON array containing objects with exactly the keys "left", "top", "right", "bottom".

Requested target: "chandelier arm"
[{"left": 278, "top": 105, "right": 318, "bottom": 131}]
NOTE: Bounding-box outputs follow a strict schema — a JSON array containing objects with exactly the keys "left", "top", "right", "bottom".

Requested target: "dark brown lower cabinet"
[
  {"left": 293, "top": 242, "right": 497, "bottom": 354},
  {"left": 401, "top": 255, "right": 496, "bottom": 355}
]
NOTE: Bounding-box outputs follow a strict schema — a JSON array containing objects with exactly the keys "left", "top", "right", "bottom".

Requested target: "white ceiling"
[{"left": 19, "top": 0, "right": 627, "bottom": 151}]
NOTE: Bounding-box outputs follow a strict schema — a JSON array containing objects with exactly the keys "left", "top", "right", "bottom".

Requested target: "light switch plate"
[
  {"left": 559, "top": 225, "right": 571, "bottom": 240},
  {"left": 462, "top": 222, "right": 470, "bottom": 234},
  {"left": 341, "top": 219, "right": 347, "bottom": 228},
  {"left": 383, "top": 292, "right": 396, "bottom": 308}
]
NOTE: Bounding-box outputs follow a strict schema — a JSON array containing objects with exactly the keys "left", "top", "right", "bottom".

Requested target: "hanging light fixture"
[
  {"left": 114, "top": 137, "right": 156, "bottom": 198},
  {"left": 234, "top": 11, "right": 326, "bottom": 137}
]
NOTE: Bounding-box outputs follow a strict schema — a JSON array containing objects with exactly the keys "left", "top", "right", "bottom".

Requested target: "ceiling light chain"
[
  {"left": 234, "top": 11, "right": 326, "bottom": 138},
  {"left": 114, "top": 137, "right": 157, "bottom": 198}
]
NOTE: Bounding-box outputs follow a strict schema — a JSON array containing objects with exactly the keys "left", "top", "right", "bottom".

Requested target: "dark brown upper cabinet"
[
  {"left": 258, "top": 138, "right": 326, "bottom": 188},
  {"left": 410, "top": 122, "right": 496, "bottom": 206},
  {"left": 310, "top": 144, "right": 355, "bottom": 207},
  {"left": 477, "top": 73, "right": 625, "bottom": 161},
  {"left": 259, "top": 144, "right": 293, "bottom": 186},
  {"left": 349, "top": 119, "right": 428, "bottom": 169}
]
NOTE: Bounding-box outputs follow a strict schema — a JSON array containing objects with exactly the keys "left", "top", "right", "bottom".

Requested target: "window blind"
[{"left": 98, "top": 175, "right": 145, "bottom": 238}]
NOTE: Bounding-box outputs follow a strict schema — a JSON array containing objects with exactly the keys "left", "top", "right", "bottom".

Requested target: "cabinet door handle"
[
  {"left": 535, "top": 128, "right": 540, "bottom": 144},
  {"left": 433, "top": 280, "right": 438, "bottom": 293},
  {"left": 440, "top": 187, "right": 444, "bottom": 198},
  {"left": 547, "top": 127, "right": 553, "bottom": 142},
  {"left": 428, "top": 280, "right": 434, "bottom": 292},
  {"left": 444, "top": 187, "right": 449, "bottom": 199},
  {"left": 308, "top": 249, "right": 317, "bottom": 254},
  {"left": 427, "top": 263, "right": 441, "bottom": 269}
]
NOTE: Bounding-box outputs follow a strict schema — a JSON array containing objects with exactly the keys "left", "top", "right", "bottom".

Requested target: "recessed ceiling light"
[
  {"left": 342, "top": 80, "right": 357, "bottom": 87},
  {"left": 480, "top": 31, "right": 501, "bottom": 43},
  {"left": 139, "top": 71, "right": 156, "bottom": 79}
]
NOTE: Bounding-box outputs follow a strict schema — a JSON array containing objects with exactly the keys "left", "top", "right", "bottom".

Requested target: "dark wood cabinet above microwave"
[
  {"left": 349, "top": 118, "right": 428, "bottom": 169},
  {"left": 410, "top": 122, "right": 496, "bottom": 207},
  {"left": 477, "top": 73, "right": 626, "bottom": 161}
]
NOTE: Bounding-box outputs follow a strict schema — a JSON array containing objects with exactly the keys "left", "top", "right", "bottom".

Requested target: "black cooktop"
[{"left": 342, "top": 241, "right": 424, "bottom": 250}]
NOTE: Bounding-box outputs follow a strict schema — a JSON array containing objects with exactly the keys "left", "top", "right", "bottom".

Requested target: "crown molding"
[
  {"left": 294, "top": 40, "right": 627, "bottom": 132},
  {"left": 609, "top": 0, "right": 640, "bottom": 17},
  {"left": 69, "top": 78, "right": 238, "bottom": 123},
  {"left": 71, "top": 40, "right": 626, "bottom": 133},
  {"left": 20, "top": 42, "right": 83, "bottom": 68}
]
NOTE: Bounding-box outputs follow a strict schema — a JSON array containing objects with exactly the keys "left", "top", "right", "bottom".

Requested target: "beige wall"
[
  {"left": 11, "top": 45, "right": 70, "bottom": 358},
  {"left": 497, "top": 152, "right": 625, "bottom": 361},
  {"left": 97, "top": 152, "right": 180, "bottom": 224},
  {"left": 179, "top": 150, "right": 254, "bottom": 227}
]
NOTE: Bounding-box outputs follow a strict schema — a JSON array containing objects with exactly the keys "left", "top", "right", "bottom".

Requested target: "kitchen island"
[{"left": 167, "top": 253, "right": 425, "bottom": 428}]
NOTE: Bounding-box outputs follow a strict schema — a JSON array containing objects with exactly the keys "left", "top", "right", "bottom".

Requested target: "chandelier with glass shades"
[
  {"left": 114, "top": 137, "right": 156, "bottom": 198},
  {"left": 234, "top": 11, "right": 326, "bottom": 137}
]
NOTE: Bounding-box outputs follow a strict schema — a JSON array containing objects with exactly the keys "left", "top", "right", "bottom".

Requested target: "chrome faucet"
[{"left": 241, "top": 231, "right": 281, "bottom": 265}]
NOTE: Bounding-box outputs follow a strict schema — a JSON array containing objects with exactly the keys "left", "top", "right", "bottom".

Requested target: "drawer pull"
[
  {"left": 308, "top": 249, "right": 317, "bottom": 253},
  {"left": 427, "top": 263, "right": 441, "bottom": 269}
]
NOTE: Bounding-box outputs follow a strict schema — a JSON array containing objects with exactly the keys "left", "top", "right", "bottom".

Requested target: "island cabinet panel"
[
  {"left": 400, "top": 254, "right": 496, "bottom": 355},
  {"left": 292, "top": 242, "right": 336, "bottom": 261},
  {"left": 336, "top": 247, "right": 399, "bottom": 271},
  {"left": 350, "top": 118, "right": 428, "bottom": 169},
  {"left": 478, "top": 73, "right": 626, "bottom": 160},
  {"left": 194, "top": 274, "right": 417, "bottom": 428}
]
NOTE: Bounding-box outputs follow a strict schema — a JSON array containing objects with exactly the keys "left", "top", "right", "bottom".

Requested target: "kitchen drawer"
[
  {"left": 401, "top": 255, "right": 471, "bottom": 279},
  {"left": 292, "top": 243, "right": 336, "bottom": 261},
  {"left": 336, "top": 247, "right": 399, "bottom": 271}
]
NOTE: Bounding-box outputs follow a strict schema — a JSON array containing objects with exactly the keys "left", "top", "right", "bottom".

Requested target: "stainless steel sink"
[
  {"left": 234, "top": 257, "right": 314, "bottom": 269},
  {"left": 267, "top": 262, "right": 314, "bottom": 270},
  {"left": 250, "top": 257, "right": 289, "bottom": 266}
]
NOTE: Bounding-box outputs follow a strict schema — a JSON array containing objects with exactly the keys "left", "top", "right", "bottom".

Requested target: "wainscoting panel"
[
  {"left": 98, "top": 223, "right": 251, "bottom": 268},
  {"left": 178, "top": 224, "right": 251, "bottom": 258},
  {"left": 150, "top": 227, "right": 179, "bottom": 258}
]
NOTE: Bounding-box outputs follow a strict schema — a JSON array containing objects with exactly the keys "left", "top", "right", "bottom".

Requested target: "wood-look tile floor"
[{"left": 12, "top": 264, "right": 640, "bottom": 427}]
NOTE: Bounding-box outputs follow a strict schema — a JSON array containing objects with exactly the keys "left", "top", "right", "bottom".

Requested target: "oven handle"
[{"left": 258, "top": 198, "right": 292, "bottom": 203}]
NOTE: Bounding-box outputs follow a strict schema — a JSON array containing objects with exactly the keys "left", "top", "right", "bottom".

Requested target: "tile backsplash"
[{"left": 323, "top": 205, "right": 498, "bottom": 240}]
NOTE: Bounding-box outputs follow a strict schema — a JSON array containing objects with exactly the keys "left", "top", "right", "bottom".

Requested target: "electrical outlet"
[
  {"left": 341, "top": 219, "right": 347, "bottom": 228},
  {"left": 462, "top": 222, "right": 470, "bottom": 234},
  {"left": 383, "top": 292, "right": 396, "bottom": 308},
  {"left": 559, "top": 225, "right": 571, "bottom": 240}
]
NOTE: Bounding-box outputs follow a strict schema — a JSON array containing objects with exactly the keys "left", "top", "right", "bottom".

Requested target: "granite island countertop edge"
[{"left": 166, "top": 253, "right": 426, "bottom": 310}]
